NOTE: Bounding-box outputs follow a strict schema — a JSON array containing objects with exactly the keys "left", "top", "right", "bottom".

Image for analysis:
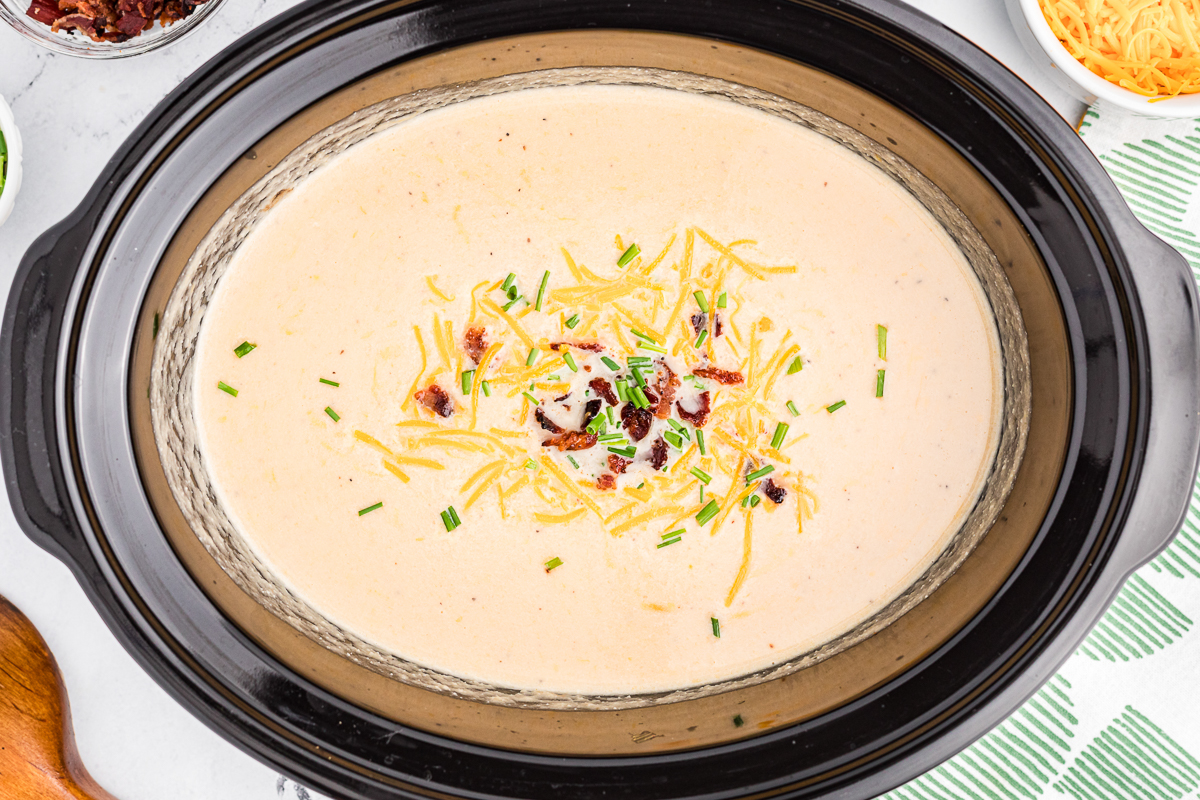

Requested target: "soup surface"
[{"left": 193, "top": 85, "right": 1001, "bottom": 695}]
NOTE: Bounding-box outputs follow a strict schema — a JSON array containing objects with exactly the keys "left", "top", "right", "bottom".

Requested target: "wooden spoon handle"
[{"left": 0, "top": 594, "right": 119, "bottom": 800}]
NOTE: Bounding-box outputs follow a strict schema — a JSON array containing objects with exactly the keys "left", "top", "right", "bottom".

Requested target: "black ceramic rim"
[{"left": 0, "top": 0, "right": 1155, "bottom": 798}]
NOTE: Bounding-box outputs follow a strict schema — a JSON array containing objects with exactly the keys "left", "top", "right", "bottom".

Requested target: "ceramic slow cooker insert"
[{"left": 4, "top": 0, "right": 1199, "bottom": 798}]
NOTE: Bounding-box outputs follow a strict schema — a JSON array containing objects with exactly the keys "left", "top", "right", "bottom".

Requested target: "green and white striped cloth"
[{"left": 884, "top": 103, "right": 1200, "bottom": 800}]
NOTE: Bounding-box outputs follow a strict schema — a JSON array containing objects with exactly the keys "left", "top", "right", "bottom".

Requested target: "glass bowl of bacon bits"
[{"left": 1, "top": 0, "right": 224, "bottom": 57}]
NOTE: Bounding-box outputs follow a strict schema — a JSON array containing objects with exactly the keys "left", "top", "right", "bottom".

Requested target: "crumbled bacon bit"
[
  {"left": 414, "top": 384, "right": 453, "bottom": 418},
  {"left": 714, "top": 313, "right": 724, "bottom": 338},
  {"left": 621, "top": 402, "right": 653, "bottom": 442},
  {"left": 581, "top": 399, "right": 603, "bottom": 430},
  {"left": 597, "top": 473, "right": 617, "bottom": 490},
  {"left": 26, "top": 0, "right": 64, "bottom": 24},
  {"left": 542, "top": 431, "right": 598, "bottom": 451},
  {"left": 649, "top": 436, "right": 669, "bottom": 470},
  {"left": 550, "top": 341, "right": 604, "bottom": 352},
  {"left": 32, "top": 0, "right": 203, "bottom": 42},
  {"left": 676, "top": 391, "right": 711, "bottom": 427},
  {"left": 763, "top": 478, "right": 787, "bottom": 504},
  {"left": 589, "top": 377, "right": 618, "bottom": 406},
  {"left": 534, "top": 407, "right": 565, "bottom": 434},
  {"left": 463, "top": 326, "right": 488, "bottom": 364},
  {"left": 652, "top": 363, "right": 679, "bottom": 420},
  {"left": 691, "top": 312, "right": 707, "bottom": 336},
  {"left": 608, "top": 454, "right": 632, "bottom": 474},
  {"left": 554, "top": 393, "right": 571, "bottom": 403},
  {"left": 693, "top": 367, "right": 744, "bottom": 385},
  {"left": 115, "top": 11, "right": 147, "bottom": 33}
]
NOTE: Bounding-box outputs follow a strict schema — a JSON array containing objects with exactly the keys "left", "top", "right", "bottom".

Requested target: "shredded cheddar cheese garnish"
[{"left": 1040, "top": 0, "right": 1200, "bottom": 98}]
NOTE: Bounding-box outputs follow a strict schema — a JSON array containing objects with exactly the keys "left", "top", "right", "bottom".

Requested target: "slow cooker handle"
[
  {"left": 0, "top": 214, "right": 96, "bottom": 575},
  {"left": 1110, "top": 225, "right": 1200, "bottom": 575}
]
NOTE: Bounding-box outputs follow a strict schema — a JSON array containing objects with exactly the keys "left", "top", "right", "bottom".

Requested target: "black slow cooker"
[{"left": 4, "top": 0, "right": 1200, "bottom": 798}]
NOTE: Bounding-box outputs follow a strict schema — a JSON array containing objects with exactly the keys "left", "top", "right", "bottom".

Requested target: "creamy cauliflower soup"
[{"left": 190, "top": 84, "right": 1002, "bottom": 696}]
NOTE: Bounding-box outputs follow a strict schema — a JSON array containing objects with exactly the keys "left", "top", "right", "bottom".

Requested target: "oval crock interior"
[{"left": 128, "top": 30, "right": 1070, "bottom": 756}]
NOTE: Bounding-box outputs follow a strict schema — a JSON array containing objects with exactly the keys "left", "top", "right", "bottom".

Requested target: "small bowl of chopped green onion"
[{"left": 0, "top": 94, "right": 21, "bottom": 226}]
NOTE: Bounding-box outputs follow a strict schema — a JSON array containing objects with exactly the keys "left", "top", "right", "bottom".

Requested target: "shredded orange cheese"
[{"left": 1040, "top": 0, "right": 1200, "bottom": 97}]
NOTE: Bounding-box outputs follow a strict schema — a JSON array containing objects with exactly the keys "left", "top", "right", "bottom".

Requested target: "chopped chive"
[
  {"left": 638, "top": 482, "right": 646, "bottom": 489},
  {"left": 628, "top": 355, "right": 652, "bottom": 364},
  {"left": 718, "top": 292, "right": 728, "bottom": 309},
  {"left": 507, "top": 284, "right": 520, "bottom": 300},
  {"left": 319, "top": 377, "right": 340, "bottom": 387},
  {"left": 461, "top": 370, "right": 475, "bottom": 395},
  {"left": 631, "top": 367, "right": 648, "bottom": 388},
  {"left": 750, "top": 495, "right": 761, "bottom": 508},
  {"left": 700, "top": 485, "right": 705, "bottom": 502},
  {"left": 690, "top": 467, "right": 712, "bottom": 485},
  {"left": 695, "top": 330, "right": 709, "bottom": 349},
  {"left": 565, "top": 314, "right": 581, "bottom": 329},
  {"left": 545, "top": 556, "right": 563, "bottom": 572},
  {"left": 664, "top": 431, "right": 683, "bottom": 449},
  {"left": 325, "top": 406, "right": 340, "bottom": 422},
  {"left": 617, "top": 243, "right": 641, "bottom": 267},
  {"left": 711, "top": 617, "right": 721, "bottom": 638},
  {"left": 786, "top": 400, "right": 799, "bottom": 417},
  {"left": 601, "top": 356, "right": 621, "bottom": 371},
  {"left": 733, "top": 714, "right": 744, "bottom": 727},
  {"left": 598, "top": 433, "right": 626, "bottom": 443},
  {"left": 668, "top": 419, "right": 686, "bottom": 433},
  {"left": 631, "top": 386, "right": 651, "bottom": 408},
  {"left": 741, "top": 495, "right": 750, "bottom": 508},
  {"left": 359, "top": 501, "right": 383, "bottom": 516},
  {"left": 217, "top": 381, "right": 238, "bottom": 397},
  {"left": 630, "top": 329, "right": 657, "bottom": 343},
  {"left": 481, "top": 380, "right": 492, "bottom": 397},
  {"left": 522, "top": 391, "right": 539, "bottom": 405},
  {"left": 233, "top": 341, "right": 256, "bottom": 358},
  {"left": 524, "top": 458, "right": 538, "bottom": 470},
  {"left": 563, "top": 352, "right": 578, "bottom": 372},
  {"left": 441, "top": 510, "right": 454, "bottom": 530},
  {"left": 606, "top": 406, "right": 616, "bottom": 425},
  {"left": 502, "top": 294, "right": 523, "bottom": 311},
  {"left": 746, "top": 465, "right": 775, "bottom": 483},
  {"left": 697, "top": 430, "right": 706, "bottom": 455},
  {"left": 616, "top": 378, "right": 630, "bottom": 403},
  {"left": 153, "top": 312, "right": 160, "bottom": 339},
  {"left": 608, "top": 446, "right": 637, "bottom": 458},
  {"left": 878, "top": 324, "right": 888, "bottom": 360},
  {"left": 502, "top": 272, "right": 516, "bottom": 292},
  {"left": 586, "top": 415, "right": 605, "bottom": 434},
  {"left": 567, "top": 455, "right": 581, "bottom": 469},
  {"left": 826, "top": 400, "right": 847, "bottom": 413},
  {"left": 694, "top": 291, "right": 710, "bottom": 313},
  {"left": 638, "top": 341, "right": 668, "bottom": 354},
  {"left": 448, "top": 506, "right": 461, "bottom": 527},
  {"left": 657, "top": 537, "right": 683, "bottom": 549},
  {"left": 770, "top": 422, "right": 789, "bottom": 450},
  {"left": 535, "top": 270, "right": 550, "bottom": 311},
  {"left": 876, "top": 369, "right": 886, "bottom": 398},
  {"left": 526, "top": 348, "right": 539, "bottom": 366},
  {"left": 696, "top": 500, "right": 720, "bottom": 526},
  {"left": 787, "top": 356, "right": 803, "bottom": 374}
]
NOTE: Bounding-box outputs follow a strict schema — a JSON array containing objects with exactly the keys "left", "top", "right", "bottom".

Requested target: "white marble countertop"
[{"left": 0, "top": 2, "right": 1087, "bottom": 798}]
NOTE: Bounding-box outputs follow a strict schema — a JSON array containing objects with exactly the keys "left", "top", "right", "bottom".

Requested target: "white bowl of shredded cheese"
[
  {"left": 1008, "top": 0, "right": 1200, "bottom": 118},
  {"left": 0, "top": 94, "right": 21, "bottom": 226}
]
